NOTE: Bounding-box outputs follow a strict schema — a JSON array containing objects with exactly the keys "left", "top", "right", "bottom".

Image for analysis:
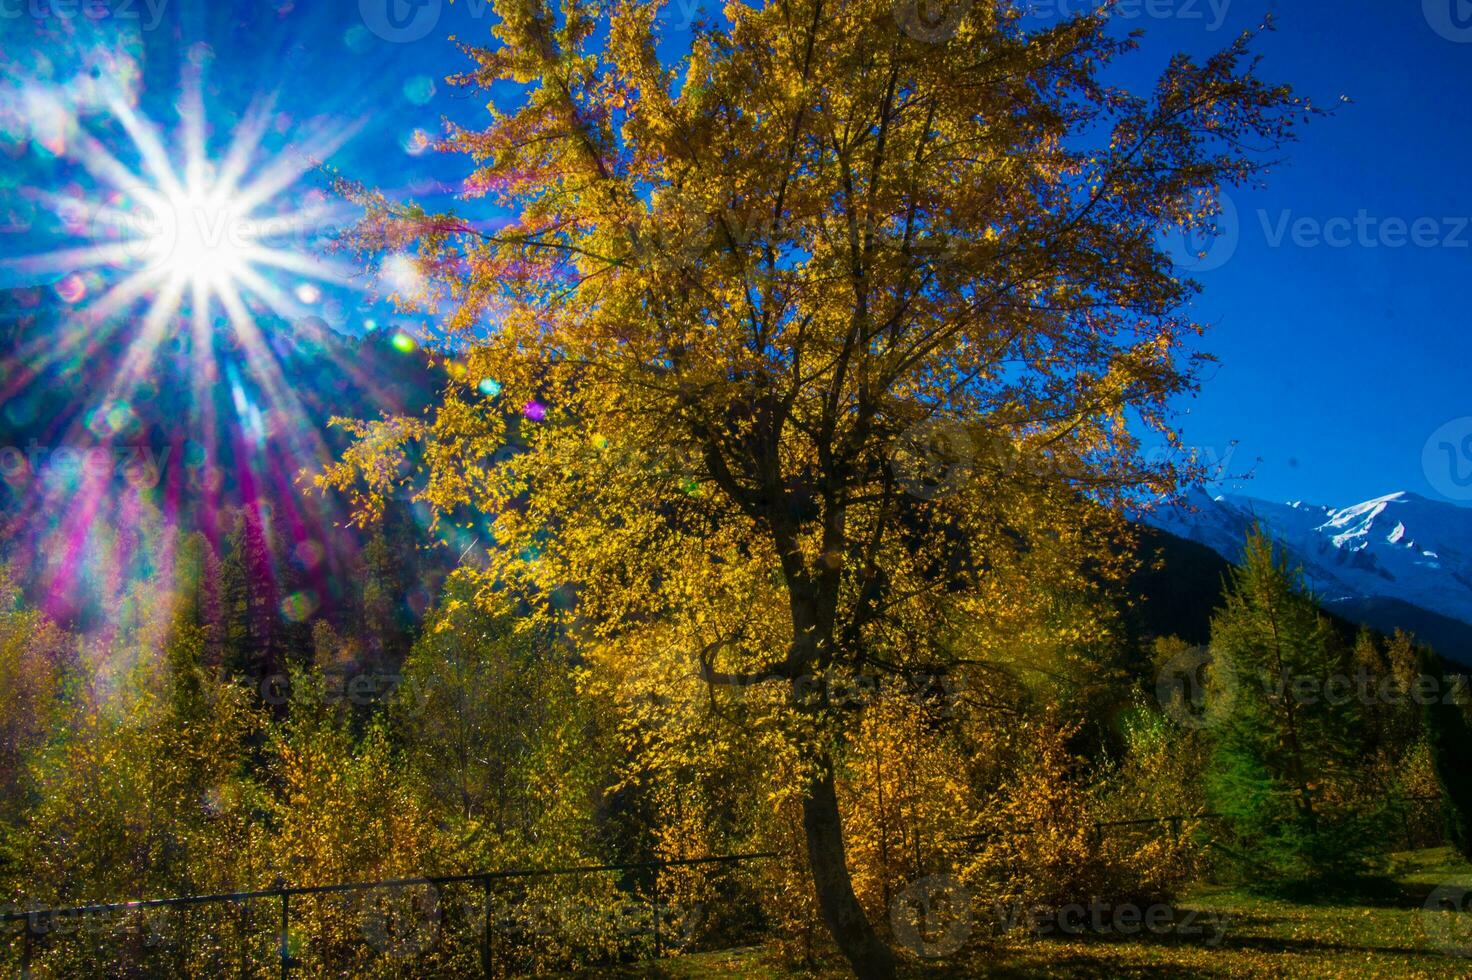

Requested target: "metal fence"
[
  {"left": 2, "top": 851, "right": 777, "bottom": 979},
  {"left": 5, "top": 796, "right": 1450, "bottom": 976}
]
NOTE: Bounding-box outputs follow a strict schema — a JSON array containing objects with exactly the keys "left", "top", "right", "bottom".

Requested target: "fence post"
[
  {"left": 651, "top": 874, "right": 662, "bottom": 960},
  {"left": 278, "top": 892, "right": 289, "bottom": 980},
  {"left": 480, "top": 876, "right": 492, "bottom": 978},
  {"left": 21, "top": 919, "right": 31, "bottom": 980}
]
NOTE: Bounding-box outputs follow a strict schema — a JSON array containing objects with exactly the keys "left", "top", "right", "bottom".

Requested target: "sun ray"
[
  {"left": 103, "top": 275, "right": 187, "bottom": 401},
  {"left": 230, "top": 119, "right": 363, "bottom": 217},
  {"left": 85, "top": 266, "right": 172, "bottom": 323},
  {"left": 214, "top": 94, "right": 281, "bottom": 193},
  {"left": 105, "top": 93, "right": 187, "bottom": 202},
  {"left": 242, "top": 245, "right": 357, "bottom": 285}
]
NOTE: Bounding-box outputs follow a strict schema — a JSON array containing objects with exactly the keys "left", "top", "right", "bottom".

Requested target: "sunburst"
[{"left": 5, "top": 80, "right": 359, "bottom": 364}]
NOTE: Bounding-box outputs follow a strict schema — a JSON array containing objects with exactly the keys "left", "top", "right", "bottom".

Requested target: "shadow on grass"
[{"left": 1247, "top": 874, "right": 1427, "bottom": 908}]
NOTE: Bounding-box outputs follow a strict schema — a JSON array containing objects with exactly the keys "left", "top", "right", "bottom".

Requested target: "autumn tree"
[
  {"left": 325, "top": 2, "right": 1307, "bottom": 973},
  {"left": 391, "top": 571, "right": 604, "bottom": 866},
  {"left": 0, "top": 566, "right": 72, "bottom": 827}
]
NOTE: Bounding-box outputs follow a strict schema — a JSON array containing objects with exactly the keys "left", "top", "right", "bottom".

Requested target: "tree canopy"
[{"left": 322, "top": 2, "right": 1310, "bottom": 973}]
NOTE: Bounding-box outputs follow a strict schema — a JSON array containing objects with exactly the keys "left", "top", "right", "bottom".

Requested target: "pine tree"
[
  {"left": 219, "top": 509, "right": 279, "bottom": 684},
  {"left": 164, "top": 603, "right": 208, "bottom": 726},
  {"left": 176, "top": 531, "right": 223, "bottom": 671},
  {"left": 1418, "top": 645, "right": 1472, "bottom": 860},
  {"left": 360, "top": 516, "right": 409, "bottom": 668},
  {"left": 1205, "top": 529, "right": 1381, "bottom": 883}
]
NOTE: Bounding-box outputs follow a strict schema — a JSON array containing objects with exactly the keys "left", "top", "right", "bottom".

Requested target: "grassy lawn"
[{"left": 586, "top": 848, "right": 1472, "bottom": 978}]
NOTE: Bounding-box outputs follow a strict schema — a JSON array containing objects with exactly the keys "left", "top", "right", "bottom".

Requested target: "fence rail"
[
  {"left": 7, "top": 795, "right": 1450, "bottom": 976},
  {"left": 2, "top": 851, "right": 778, "bottom": 979},
  {"left": 950, "top": 812, "right": 1227, "bottom": 847},
  {"left": 953, "top": 793, "right": 1447, "bottom": 847}
]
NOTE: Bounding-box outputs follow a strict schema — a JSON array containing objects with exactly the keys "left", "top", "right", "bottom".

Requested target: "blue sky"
[{"left": 2, "top": 0, "right": 1469, "bottom": 508}]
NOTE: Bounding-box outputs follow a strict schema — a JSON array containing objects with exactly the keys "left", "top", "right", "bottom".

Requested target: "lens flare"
[
  {"left": 0, "top": 72, "right": 376, "bottom": 628},
  {"left": 2, "top": 75, "right": 359, "bottom": 351}
]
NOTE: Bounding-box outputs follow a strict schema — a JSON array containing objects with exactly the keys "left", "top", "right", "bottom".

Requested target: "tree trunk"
[{"left": 802, "top": 765, "right": 897, "bottom": 979}]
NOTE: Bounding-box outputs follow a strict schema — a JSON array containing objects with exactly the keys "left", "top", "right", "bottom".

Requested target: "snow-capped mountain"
[{"left": 1148, "top": 489, "right": 1472, "bottom": 660}]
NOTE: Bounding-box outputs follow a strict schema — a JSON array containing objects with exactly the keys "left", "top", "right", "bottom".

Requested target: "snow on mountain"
[{"left": 1147, "top": 489, "right": 1472, "bottom": 636}]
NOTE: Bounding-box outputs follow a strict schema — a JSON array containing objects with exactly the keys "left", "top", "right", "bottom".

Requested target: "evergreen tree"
[
  {"left": 360, "top": 516, "right": 409, "bottom": 668},
  {"left": 1205, "top": 530, "right": 1381, "bottom": 883},
  {"left": 1418, "top": 644, "right": 1472, "bottom": 860},
  {"left": 164, "top": 603, "right": 208, "bottom": 726},
  {"left": 176, "top": 531, "right": 223, "bottom": 671},
  {"left": 219, "top": 509, "right": 279, "bottom": 684}
]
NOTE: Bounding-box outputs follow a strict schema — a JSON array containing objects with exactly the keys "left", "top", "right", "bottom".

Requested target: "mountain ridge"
[{"left": 1148, "top": 487, "right": 1472, "bottom": 664}]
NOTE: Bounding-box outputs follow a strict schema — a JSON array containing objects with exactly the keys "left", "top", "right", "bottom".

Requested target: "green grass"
[{"left": 581, "top": 848, "right": 1472, "bottom": 978}]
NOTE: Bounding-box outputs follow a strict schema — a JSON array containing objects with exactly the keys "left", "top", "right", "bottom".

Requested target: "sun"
[
  {"left": 0, "top": 78, "right": 368, "bottom": 437},
  {"left": 142, "top": 180, "right": 258, "bottom": 294},
  {"left": 2, "top": 81, "right": 358, "bottom": 335}
]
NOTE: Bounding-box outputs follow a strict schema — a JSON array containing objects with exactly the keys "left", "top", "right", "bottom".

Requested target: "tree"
[
  {"left": 12, "top": 592, "right": 264, "bottom": 976},
  {"left": 1418, "top": 644, "right": 1472, "bottom": 860},
  {"left": 175, "top": 531, "right": 224, "bottom": 672},
  {"left": 0, "top": 566, "right": 72, "bottom": 826},
  {"left": 1204, "top": 530, "right": 1379, "bottom": 882},
  {"left": 325, "top": 3, "right": 1306, "bottom": 972},
  {"left": 219, "top": 508, "right": 279, "bottom": 685},
  {"left": 360, "top": 517, "right": 411, "bottom": 667},
  {"left": 391, "top": 571, "right": 601, "bottom": 861}
]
